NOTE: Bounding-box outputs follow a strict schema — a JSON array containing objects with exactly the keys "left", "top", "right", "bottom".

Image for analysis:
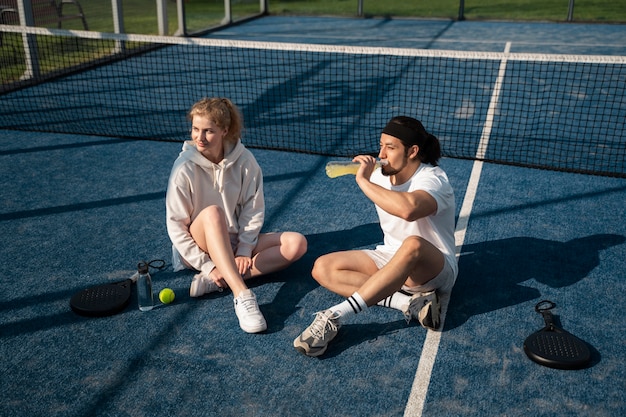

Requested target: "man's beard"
[{"left": 381, "top": 163, "right": 402, "bottom": 177}]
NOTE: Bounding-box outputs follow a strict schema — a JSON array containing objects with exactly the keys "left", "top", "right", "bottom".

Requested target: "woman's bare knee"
[
  {"left": 281, "top": 232, "right": 307, "bottom": 262},
  {"left": 197, "top": 205, "right": 225, "bottom": 225},
  {"left": 189, "top": 205, "right": 228, "bottom": 252}
]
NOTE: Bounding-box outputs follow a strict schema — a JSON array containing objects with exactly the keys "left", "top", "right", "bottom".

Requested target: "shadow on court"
[{"left": 446, "top": 233, "right": 626, "bottom": 330}]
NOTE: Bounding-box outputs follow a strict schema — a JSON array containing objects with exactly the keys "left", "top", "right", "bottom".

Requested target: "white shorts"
[{"left": 363, "top": 248, "right": 456, "bottom": 295}]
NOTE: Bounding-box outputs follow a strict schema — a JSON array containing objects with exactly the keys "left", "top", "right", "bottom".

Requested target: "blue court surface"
[{"left": 1, "top": 16, "right": 625, "bottom": 417}]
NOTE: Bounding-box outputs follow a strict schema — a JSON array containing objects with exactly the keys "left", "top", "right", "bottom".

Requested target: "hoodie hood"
[{"left": 177, "top": 139, "right": 245, "bottom": 192}]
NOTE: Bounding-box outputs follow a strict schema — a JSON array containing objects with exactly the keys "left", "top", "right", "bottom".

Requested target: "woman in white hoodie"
[{"left": 166, "top": 97, "right": 307, "bottom": 333}]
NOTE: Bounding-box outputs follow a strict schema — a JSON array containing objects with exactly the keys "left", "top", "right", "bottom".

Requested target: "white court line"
[{"left": 404, "top": 42, "right": 512, "bottom": 417}]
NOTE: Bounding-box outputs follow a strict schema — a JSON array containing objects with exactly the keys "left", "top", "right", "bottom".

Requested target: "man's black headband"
[{"left": 382, "top": 121, "right": 422, "bottom": 146}]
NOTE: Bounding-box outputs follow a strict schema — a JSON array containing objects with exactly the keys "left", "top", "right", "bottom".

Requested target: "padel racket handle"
[{"left": 535, "top": 300, "right": 557, "bottom": 329}]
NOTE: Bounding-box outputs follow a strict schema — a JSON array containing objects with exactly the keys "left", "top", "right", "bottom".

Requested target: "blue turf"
[{"left": 2, "top": 127, "right": 624, "bottom": 416}]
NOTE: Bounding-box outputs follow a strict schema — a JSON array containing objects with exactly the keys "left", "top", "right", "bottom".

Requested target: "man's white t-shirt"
[{"left": 370, "top": 163, "right": 458, "bottom": 279}]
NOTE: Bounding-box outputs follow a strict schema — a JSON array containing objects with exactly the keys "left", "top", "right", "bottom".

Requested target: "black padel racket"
[
  {"left": 524, "top": 300, "right": 591, "bottom": 370},
  {"left": 70, "top": 260, "right": 165, "bottom": 317}
]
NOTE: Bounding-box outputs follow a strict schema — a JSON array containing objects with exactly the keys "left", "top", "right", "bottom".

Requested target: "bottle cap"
[{"left": 137, "top": 262, "right": 149, "bottom": 274}]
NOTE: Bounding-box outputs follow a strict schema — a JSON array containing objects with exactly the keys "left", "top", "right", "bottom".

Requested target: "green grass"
[
  {"left": 41, "top": 0, "right": 626, "bottom": 35},
  {"left": 5, "top": 0, "right": 626, "bottom": 35}
]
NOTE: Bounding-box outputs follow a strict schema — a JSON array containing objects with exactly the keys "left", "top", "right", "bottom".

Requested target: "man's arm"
[
  {"left": 352, "top": 156, "right": 437, "bottom": 221},
  {"left": 358, "top": 178, "right": 437, "bottom": 221}
]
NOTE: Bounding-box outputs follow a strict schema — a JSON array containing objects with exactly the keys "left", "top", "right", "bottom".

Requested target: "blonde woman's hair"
[{"left": 187, "top": 97, "right": 243, "bottom": 143}]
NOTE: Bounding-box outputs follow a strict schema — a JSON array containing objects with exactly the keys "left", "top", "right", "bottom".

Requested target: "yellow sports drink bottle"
[{"left": 325, "top": 160, "right": 387, "bottom": 178}]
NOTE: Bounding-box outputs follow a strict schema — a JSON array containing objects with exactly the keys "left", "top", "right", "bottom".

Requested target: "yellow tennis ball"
[{"left": 159, "top": 288, "right": 175, "bottom": 304}]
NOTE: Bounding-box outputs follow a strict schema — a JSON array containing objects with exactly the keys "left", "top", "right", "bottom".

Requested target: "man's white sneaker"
[
  {"left": 189, "top": 272, "right": 222, "bottom": 297},
  {"left": 293, "top": 310, "right": 341, "bottom": 357},
  {"left": 234, "top": 289, "right": 267, "bottom": 333}
]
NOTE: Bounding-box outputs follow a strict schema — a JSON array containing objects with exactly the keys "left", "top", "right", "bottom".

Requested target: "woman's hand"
[
  {"left": 235, "top": 256, "right": 253, "bottom": 278},
  {"left": 208, "top": 267, "right": 227, "bottom": 289}
]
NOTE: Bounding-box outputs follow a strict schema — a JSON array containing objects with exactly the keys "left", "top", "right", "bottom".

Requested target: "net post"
[
  {"left": 16, "top": 0, "right": 40, "bottom": 79},
  {"left": 156, "top": 0, "right": 167, "bottom": 35},
  {"left": 458, "top": 0, "right": 465, "bottom": 21},
  {"left": 357, "top": 0, "right": 363, "bottom": 17},
  {"left": 260, "top": 0, "right": 267, "bottom": 15}
]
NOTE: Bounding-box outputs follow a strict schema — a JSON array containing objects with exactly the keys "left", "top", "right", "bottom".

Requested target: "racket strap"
[{"left": 138, "top": 259, "right": 166, "bottom": 271}]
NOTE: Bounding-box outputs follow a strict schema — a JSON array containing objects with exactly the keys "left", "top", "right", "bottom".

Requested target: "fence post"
[
  {"left": 567, "top": 0, "right": 575, "bottom": 21},
  {"left": 357, "top": 0, "right": 363, "bottom": 17},
  {"left": 111, "top": 0, "right": 125, "bottom": 52},
  {"left": 111, "top": 0, "right": 124, "bottom": 33},
  {"left": 16, "top": 0, "right": 40, "bottom": 79},
  {"left": 222, "top": 0, "right": 231, "bottom": 25},
  {"left": 175, "top": 0, "right": 186, "bottom": 36},
  {"left": 156, "top": 0, "right": 167, "bottom": 35}
]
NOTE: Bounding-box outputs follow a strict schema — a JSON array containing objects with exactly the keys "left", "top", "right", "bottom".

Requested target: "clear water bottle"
[{"left": 137, "top": 261, "right": 154, "bottom": 311}]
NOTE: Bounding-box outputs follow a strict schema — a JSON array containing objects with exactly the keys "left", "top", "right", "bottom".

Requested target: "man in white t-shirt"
[{"left": 294, "top": 116, "right": 457, "bottom": 357}]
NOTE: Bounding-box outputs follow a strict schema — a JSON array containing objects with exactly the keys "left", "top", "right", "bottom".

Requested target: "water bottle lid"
[{"left": 137, "top": 262, "right": 149, "bottom": 274}]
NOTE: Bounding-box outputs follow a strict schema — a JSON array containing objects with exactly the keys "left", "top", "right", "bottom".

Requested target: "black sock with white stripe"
[{"left": 329, "top": 292, "right": 368, "bottom": 320}]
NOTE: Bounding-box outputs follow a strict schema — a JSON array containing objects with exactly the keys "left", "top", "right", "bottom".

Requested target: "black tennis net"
[{"left": 1, "top": 25, "right": 624, "bottom": 177}]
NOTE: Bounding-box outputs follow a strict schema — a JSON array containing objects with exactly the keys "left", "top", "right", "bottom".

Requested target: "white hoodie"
[{"left": 166, "top": 139, "right": 264, "bottom": 275}]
